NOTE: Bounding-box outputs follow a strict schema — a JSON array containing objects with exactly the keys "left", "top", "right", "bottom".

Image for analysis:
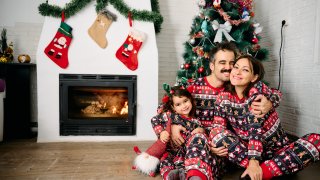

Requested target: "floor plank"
[{"left": 0, "top": 139, "right": 319, "bottom": 180}]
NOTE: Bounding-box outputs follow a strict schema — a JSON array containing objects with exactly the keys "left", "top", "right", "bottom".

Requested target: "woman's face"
[{"left": 230, "top": 58, "right": 258, "bottom": 87}]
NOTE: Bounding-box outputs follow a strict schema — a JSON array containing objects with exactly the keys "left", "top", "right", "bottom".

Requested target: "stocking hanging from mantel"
[
  {"left": 44, "top": 12, "right": 73, "bottom": 69},
  {"left": 115, "top": 12, "right": 146, "bottom": 71}
]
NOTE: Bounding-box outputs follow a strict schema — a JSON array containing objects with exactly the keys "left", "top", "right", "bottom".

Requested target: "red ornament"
[
  {"left": 198, "top": 67, "right": 204, "bottom": 73},
  {"left": 252, "top": 37, "right": 258, "bottom": 44},
  {"left": 250, "top": 12, "right": 255, "bottom": 17},
  {"left": 184, "top": 63, "right": 190, "bottom": 69}
]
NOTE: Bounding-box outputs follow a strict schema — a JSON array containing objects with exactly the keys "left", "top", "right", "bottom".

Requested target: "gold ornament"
[
  {"left": 0, "top": 56, "right": 8, "bottom": 63},
  {"left": 18, "top": 54, "right": 31, "bottom": 63}
]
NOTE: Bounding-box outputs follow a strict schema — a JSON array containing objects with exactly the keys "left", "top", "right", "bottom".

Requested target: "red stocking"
[
  {"left": 44, "top": 12, "right": 72, "bottom": 69},
  {"left": 115, "top": 13, "right": 146, "bottom": 71}
]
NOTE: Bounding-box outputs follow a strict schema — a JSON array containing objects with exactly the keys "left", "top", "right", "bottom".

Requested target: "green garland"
[{"left": 38, "top": 0, "right": 163, "bottom": 33}]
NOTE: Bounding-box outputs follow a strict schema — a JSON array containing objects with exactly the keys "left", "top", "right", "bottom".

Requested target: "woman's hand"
[
  {"left": 160, "top": 130, "right": 170, "bottom": 143},
  {"left": 171, "top": 124, "right": 187, "bottom": 146},
  {"left": 210, "top": 141, "right": 228, "bottom": 157},
  {"left": 191, "top": 127, "right": 205, "bottom": 135},
  {"left": 251, "top": 95, "right": 272, "bottom": 118},
  {"left": 240, "top": 159, "right": 262, "bottom": 180}
]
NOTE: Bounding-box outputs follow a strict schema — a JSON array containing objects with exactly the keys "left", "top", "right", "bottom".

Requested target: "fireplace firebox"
[{"left": 59, "top": 74, "right": 137, "bottom": 136}]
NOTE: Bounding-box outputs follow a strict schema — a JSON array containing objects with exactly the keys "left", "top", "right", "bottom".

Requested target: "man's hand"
[
  {"left": 251, "top": 95, "right": 272, "bottom": 118},
  {"left": 210, "top": 142, "right": 228, "bottom": 157},
  {"left": 160, "top": 130, "right": 170, "bottom": 143},
  {"left": 171, "top": 124, "right": 186, "bottom": 146},
  {"left": 191, "top": 127, "right": 204, "bottom": 135},
  {"left": 240, "top": 159, "right": 262, "bottom": 180}
]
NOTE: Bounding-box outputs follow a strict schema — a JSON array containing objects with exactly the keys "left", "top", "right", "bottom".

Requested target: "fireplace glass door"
[
  {"left": 59, "top": 74, "right": 136, "bottom": 136},
  {"left": 68, "top": 87, "right": 129, "bottom": 119}
]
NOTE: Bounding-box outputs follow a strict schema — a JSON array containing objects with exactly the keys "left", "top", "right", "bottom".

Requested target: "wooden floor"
[{"left": 0, "top": 139, "right": 319, "bottom": 180}]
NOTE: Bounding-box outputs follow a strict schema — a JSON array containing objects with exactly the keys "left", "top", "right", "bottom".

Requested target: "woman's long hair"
[
  {"left": 162, "top": 86, "right": 196, "bottom": 117},
  {"left": 225, "top": 55, "right": 265, "bottom": 98}
]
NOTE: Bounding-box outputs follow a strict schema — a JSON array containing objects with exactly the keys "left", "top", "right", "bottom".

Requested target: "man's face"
[{"left": 210, "top": 49, "right": 235, "bottom": 82}]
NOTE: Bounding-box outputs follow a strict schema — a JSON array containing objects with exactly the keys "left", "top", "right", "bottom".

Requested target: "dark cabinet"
[{"left": 0, "top": 63, "right": 36, "bottom": 140}]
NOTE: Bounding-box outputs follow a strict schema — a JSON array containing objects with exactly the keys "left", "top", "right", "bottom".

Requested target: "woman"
[{"left": 210, "top": 55, "right": 320, "bottom": 180}]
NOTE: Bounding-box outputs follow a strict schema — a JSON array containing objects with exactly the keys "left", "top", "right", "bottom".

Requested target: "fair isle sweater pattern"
[
  {"left": 187, "top": 77, "right": 225, "bottom": 133},
  {"left": 213, "top": 81, "right": 289, "bottom": 160}
]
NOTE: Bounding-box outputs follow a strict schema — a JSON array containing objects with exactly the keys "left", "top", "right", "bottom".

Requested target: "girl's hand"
[
  {"left": 191, "top": 127, "right": 204, "bottom": 135},
  {"left": 160, "top": 130, "right": 170, "bottom": 143},
  {"left": 171, "top": 124, "right": 187, "bottom": 146},
  {"left": 240, "top": 159, "right": 262, "bottom": 180},
  {"left": 209, "top": 141, "right": 228, "bottom": 157}
]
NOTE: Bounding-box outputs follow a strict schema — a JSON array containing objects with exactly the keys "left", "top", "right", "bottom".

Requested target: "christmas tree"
[{"left": 176, "top": 0, "right": 267, "bottom": 84}]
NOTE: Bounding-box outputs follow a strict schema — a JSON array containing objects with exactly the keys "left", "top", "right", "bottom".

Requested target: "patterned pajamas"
[
  {"left": 210, "top": 81, "right": 320, "bottom": 178},
  {"left": 151, "top": 112, "right": 214, "bottom": 179}
]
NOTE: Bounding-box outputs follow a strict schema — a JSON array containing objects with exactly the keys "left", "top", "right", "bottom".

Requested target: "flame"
[
  {"left": 120, "top": 101, "right": 128, "bottom": 115},
  {"left": 112, "top": 106, "right": 117, "bottom": 114}
]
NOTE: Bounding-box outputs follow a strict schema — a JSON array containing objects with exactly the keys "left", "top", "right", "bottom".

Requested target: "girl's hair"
[
  {"left": 162, "top": 86, "right": 196, "bottom": 116},
  {"left": 225, "top": 54, "right": 265, "bottom": 98}
]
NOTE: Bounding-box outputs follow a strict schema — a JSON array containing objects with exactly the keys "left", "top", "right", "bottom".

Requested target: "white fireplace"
[{"left": 36, "top": 1, "right": 158, "bottom": 142}]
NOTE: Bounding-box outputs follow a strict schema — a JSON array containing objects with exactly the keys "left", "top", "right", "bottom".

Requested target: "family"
[{"left": 137, "top": 42, "right": 320, "bottom": 180}]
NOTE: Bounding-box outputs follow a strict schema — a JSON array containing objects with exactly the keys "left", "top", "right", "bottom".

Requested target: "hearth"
[{"left": 59, "top": 74, "right": 137, "bottom": 136}]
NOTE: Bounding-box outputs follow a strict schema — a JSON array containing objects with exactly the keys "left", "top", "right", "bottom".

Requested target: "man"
[{"left": 170, "top": 42, "right": 281, "bottom": 179}]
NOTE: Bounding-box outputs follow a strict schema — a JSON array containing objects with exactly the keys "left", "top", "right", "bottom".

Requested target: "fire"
[
  {"left": 112, "top": 106, "right": 117, "bottom": 114},
  {"left": 120, "top": 101, "right": 128, "bottom": 115}
]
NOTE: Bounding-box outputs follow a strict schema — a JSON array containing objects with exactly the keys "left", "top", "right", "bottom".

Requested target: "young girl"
[
  {"left": 210, "top": 55, "right": 320, "bottom": 180},
  {"left": 151, "top": 86, "right": 214, "bottom": 180}
]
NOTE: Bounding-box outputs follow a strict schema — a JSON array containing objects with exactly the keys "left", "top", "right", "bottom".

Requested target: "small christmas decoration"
[
  {"left": 18, "top": 54, "right": 31, "bottom": 63},
  {"left": 184, "top": 63, "right": 190, "bottom": 69},
  {"left": 0, "top": 28, "right": 8, "bottom": 56},
  {"left": 132, "top": 119, "right": 171, "bottom": 177},
  {"left": 190, "top": 38, "right": 195, "bottom": 44},
  {"left": 88, "top": 10, "right": 117, "bottom": 48},
  {"left": 253, "top": 23, "right": 263, "bottom": 34},
  {"left": 44, "top": 12, "right": 72, "bottom": 69},
  {"left": 198, "top": 0, "right": 206, "bottom": 7},
  {"left": 212, "top": 20, "right": 235, "bottom": 43},
  {"left": 115, "top": 13, "right": 146, "bottom": 71},
  {"left": 241, "top": 8, "right": 250, "bottom": 21},
  {"left": 213, "top": 0, "right": 221, "bottom": 8},
  {"left": 132, "top": 140, "right": 166, "bottom": 177},
  {"left": 252, "top": 36, "right": 258, "bottom": 44},
  {"left": 0, "top": 29, "right": 14, "bottom": 63},
  {"left": 198, "top": 66, "right": 204, "bottom": 73},
  {"left": 252, "top": 44, "right": 261, "bottom": 51}
]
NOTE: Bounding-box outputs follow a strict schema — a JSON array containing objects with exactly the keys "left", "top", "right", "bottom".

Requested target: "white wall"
[{"left": 255, "top": 0, "right": 320, "bottom": 136}]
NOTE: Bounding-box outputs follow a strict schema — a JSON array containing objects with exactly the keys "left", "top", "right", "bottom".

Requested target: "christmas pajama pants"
[
  {"left": 160, "top": 133, "right": 216, "bottom": 180},
  {"left": 209, "top": 130, "right": 320, "bottom": 179}
]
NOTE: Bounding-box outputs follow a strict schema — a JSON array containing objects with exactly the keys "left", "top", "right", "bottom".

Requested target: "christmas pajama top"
[{"left": 211, "top": 81, "right": 288, "bottom": 161}]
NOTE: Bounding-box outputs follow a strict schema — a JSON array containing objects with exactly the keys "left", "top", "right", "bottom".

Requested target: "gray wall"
[{"left": 255, "top": 0, "right": 320, "bottom": 136}]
